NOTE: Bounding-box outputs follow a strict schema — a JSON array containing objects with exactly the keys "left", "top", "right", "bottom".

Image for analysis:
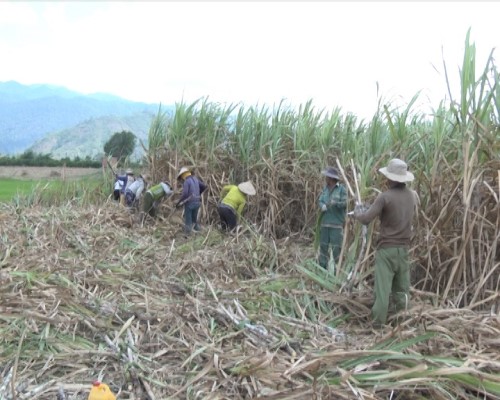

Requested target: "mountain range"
[{"left": 0, "top": 81, "right": 174, "bottom": 158}]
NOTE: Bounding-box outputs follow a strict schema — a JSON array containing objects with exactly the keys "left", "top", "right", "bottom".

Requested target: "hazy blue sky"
[{"left": 1, "top": 2, "right": 498, "bottom": 119}]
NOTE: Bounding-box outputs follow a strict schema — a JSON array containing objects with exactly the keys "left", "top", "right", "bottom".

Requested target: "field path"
[{"left": 0, "top": 166, "right": 101, "bottom": 179}]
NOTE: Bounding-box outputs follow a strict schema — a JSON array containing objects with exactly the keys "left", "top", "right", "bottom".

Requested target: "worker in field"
[
  {"left": 217, "top": 181, "right": 256, "bottom": 231},
  {"left": 112, "top": 172, "right": 126, "bottom": 201},
  {"left": 120, "top": 168, "right": 135, "bottom": 205},
  {"left": 318, "top": 166, "right": 347, "bottom": 269},
  {"left": 125, "top": 174, "right": 146, "bottom": 209},
  {"left": 142, "top": 180, "right": 173, "bottom": 218},
  {"left": 176, "top": 167, "right": 207, "bottom": 234},
  {"left": 352, "top": 158, "right": 417, "bottom": 328}
]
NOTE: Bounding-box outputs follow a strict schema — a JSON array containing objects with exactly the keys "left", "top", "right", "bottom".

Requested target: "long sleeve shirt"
[
  {"left": 114, "top": 175, "right": 127, "bottom": 192},
  {"left": 124, "top": 175, "right": 135, "bottom": 191},
  {"left": 126, "top": 178, "right": 145, "bottom": 198},
  {"left": 220, "top": 185, "right": 246, "bottom": 217},
  {"left": 318, "top": 183, "right": 347, "bottom": 227},
  {"left": 114, "top": 179, "right": 124, "bottom": 191},
  {"left": 354, "top": 186, "right": 416, "bottom": 248},
  {"left": 179, "top": 176, "right": 207, "bottom": 205}
]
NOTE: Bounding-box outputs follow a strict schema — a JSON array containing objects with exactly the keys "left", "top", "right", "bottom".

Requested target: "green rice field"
[
  {"left": 0, "top": 174, "right": 110, "bottom": 205},
  {"left": 0, "top": 178, "right": 49, "bottom": 202}
]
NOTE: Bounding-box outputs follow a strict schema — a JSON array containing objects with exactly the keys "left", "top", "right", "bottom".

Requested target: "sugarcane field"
[{"left": 1, "top": 39, "right": 500, "bottom": 399}]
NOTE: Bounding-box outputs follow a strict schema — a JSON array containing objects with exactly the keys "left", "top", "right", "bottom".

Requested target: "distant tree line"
[
  {"left": 0, "top": 131, "right": 137, "bottom": 168},
  {"left": 0, "top": 151, "right": 101, "bottom": 168}
]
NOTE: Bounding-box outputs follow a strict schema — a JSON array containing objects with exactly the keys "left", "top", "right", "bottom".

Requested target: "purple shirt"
[{"left": 179, "top": 175, "right": 207, "bottom": 205}]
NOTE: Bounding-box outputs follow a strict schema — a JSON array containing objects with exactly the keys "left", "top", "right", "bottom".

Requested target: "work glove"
[
  {"left": 176, "top": 197, "right": 190, "bottom": 208},
  {"left": 355, "top": 203, "right": 367, "bottom": 212},
  {"left": 353, "top": 203, "right": 367, "bottom": 218},
  {"left": 321, "top": 204, "right": 327, "bottom": 212}
]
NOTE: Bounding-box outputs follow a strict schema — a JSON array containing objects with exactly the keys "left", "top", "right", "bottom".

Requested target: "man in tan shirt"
[{"left": 353, "top": 158, "right": 417, "bottom": 327}]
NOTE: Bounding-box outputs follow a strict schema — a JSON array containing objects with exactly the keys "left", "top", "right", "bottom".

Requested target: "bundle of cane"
[
  {"left": 334, "top": 159, "right": 356, "bottom": 273},
  {"left": 335, "top": 158, "right": 368, "bottom": 293},
  {"left": 347, "top": 159, "right": 368, "bottom": 292}
]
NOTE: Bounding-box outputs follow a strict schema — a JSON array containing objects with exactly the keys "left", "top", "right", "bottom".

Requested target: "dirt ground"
[{"left": 0, "top": 166, "right": 101, "bottom": 179}]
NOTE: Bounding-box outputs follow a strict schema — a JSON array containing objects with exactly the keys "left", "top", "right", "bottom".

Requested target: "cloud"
[{"left": 0, "top": 2, "right": 39, "bottom": 26}]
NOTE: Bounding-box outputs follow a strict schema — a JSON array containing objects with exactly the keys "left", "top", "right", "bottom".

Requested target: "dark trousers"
[
  {"left": 218, "top": 204, "right": 237, "bottom": 231},
  {"left": 125, "top": 191, "right": 136, "bottom": 207},
  {"left": 184, "top": 202, "right": 201, "bottom": 233}
]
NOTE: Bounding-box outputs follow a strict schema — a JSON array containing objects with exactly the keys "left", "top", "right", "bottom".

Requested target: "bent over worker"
[
  {"left": 217, "top": 181, "right": 256, "bottom": 231},
  {"left": 318, "top": 167, "right": 347, "bottom": 269},
  {"left": 125, "top": 174, "right": 146, "bottom": 208},
  {"left": 353, "top": 158, "right": 417, "bottom": 327},
  {"left": 113, "top": 173, "right": 126, "bottom": 201},
  {"left": 142, "top": 181, "right": 173, "bottom": 218},
  {"left": 120, "top": 168, "right": 135, "bottom": 206}
]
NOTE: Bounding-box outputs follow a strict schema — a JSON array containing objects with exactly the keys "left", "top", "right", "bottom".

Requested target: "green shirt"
[
  {"left": 318, "top": 183, "right": 347, "bottom": 227},
  {"left": 221, "top": 185, "right": 246, "bottom": 217}
]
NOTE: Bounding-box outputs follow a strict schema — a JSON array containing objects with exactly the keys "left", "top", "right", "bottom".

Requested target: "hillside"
[
  {"left": 29, "top": 113, "right": 156, "bottom": 160},
  {"left": 0, "top": 80, "right": 172, "bottom": 155}
]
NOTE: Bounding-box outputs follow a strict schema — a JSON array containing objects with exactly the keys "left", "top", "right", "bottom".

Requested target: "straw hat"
[
  {"left": 177, "top": 166, "right": 190, "bottom": 179},
  {"left": 238, "top": 181, "right": 256, "bottom": 196},
  {"left": 321, "top": 167, "right": 340, "bottom": 180},
  {"left": 126, "top": 168, "right": 134, "bottom": 175},
  {"left": 379, "top": 159, "right": 414, "bottom": 182}
]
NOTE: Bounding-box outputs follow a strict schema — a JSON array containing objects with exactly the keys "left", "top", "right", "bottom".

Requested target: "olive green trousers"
[
  {"left": 143, "top": 192, "right": 156, "bottom": 217},
  {"left": 372, "top": 247, "right": 410, "bottom": 326},
  {"left": 319, "top": 226, "right": 343, "bottom": 269}
]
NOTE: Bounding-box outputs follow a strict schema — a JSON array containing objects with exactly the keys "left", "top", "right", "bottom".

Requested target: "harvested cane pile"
[{"left": 1, "top": 201, "right": 499, "bottom": 399}]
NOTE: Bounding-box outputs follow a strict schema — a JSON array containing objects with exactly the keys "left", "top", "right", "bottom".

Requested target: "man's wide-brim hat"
[
  {"left": 126, "top": 168, "right": 134, "bottom": 175},
  {"left": 177, "top": 166, "right": 190, "bottom": 179},
  {"left": 321, "top": 167, "right": 340, "bottom": 180},
  {"left": 238, "top": 181, "right": 256, "bottom": 196},
  {"left": 379, "top": 158, "right": 414, "bottom": 182}
]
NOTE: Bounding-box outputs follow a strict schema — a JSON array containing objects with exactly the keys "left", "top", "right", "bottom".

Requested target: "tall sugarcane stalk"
[
  {"left": 347, "top": 159, "right": 368, "bottom": 292},
  {"left": 335, "top": 158, "right": 368, "bottom": 293}
]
